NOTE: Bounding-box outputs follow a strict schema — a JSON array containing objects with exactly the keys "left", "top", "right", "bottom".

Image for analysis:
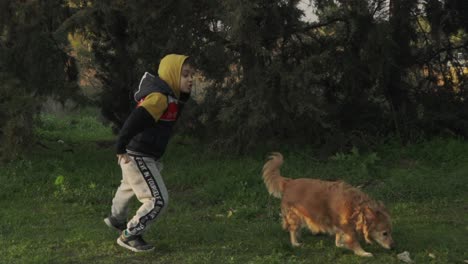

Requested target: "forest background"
[{"left": 1, "top": 0, "right": 468, "bottom": 158}]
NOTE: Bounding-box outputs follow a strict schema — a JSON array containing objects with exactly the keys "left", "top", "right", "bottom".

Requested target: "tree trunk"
[{"left": 388, "top": 0, "right": 417, "bottom": 138}]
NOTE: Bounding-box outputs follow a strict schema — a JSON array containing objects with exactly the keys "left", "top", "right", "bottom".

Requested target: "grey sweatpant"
[{"left": 111, "top": 155, "right": 169, "bottom": 236}]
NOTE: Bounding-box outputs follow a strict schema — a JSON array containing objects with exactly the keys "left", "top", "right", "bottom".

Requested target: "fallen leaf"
[{"left": 397, "top": 251, "right": 413, "bottom": 263}]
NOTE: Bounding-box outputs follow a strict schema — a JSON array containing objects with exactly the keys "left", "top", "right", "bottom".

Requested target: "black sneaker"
[
  {"left": 104, "top": 216, "right": 127, "bottom": 232},
  {"left": 117, "top": 233, "right": 155, "bottom": 252}
]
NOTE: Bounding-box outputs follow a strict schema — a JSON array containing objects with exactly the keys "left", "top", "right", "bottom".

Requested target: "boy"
[{"left": 104, "top": 54, "right": 195, "bottom": 252}]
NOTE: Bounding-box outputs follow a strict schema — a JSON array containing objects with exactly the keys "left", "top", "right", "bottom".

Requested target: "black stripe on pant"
[{"left": 128, "top": 156, "right": 165, "bottom": 235}]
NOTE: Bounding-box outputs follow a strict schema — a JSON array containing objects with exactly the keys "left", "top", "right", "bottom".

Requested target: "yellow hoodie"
[
  {"left": 140, "top": 54, "right": 188, "bottom": 120},
  {"left": 158, "top": 54, "right": 188, "bottom": 99}
]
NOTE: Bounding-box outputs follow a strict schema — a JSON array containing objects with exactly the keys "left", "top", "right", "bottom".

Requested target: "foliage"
[
  {"left": 0, "top": 74, "right": 36, "bottom": 161},
  {"left": 0, "top": 0, "right": 81, "bottom": 161},
  {"left": 179, "top": 0, "right": 468, "bottom": 152},
  {"left": 3, "top": 0, "right": 468, "bottom": 157}
]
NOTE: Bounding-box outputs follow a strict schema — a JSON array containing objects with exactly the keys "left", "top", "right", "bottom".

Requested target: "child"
[{"left": 104, "top": 54, "right": 195, "bottom": 252}]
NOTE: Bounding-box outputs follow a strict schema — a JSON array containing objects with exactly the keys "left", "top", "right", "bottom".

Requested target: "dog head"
[
  {"left": 356, "top": 201, "right": 393, "bottom": 249},
  {"left": 362, "top": 202, "right": 394, "bottom": 250}
]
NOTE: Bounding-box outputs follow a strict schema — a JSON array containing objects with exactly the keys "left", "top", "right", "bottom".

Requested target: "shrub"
[{"left": 0, "top": 75, "right": 37, "bottom": 162}]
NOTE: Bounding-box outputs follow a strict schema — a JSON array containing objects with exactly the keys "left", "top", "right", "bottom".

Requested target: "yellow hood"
[{"left": 157, "top": 54, "right": 188, "bottom": 99}]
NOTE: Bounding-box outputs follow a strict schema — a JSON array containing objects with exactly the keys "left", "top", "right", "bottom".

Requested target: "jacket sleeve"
[{"left": 115, "top": 92, "right": 168, "bottom": 154}]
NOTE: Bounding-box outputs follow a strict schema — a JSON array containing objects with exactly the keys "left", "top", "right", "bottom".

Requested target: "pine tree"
[{"left": 0, "top": 0, "right": 79, "bottom": 161}]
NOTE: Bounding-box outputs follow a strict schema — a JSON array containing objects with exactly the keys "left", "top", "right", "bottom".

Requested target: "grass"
[{"left": 0, "top": 109, "right": 467, "bottom": 264}]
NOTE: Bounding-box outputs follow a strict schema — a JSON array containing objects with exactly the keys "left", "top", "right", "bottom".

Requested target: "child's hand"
[{"left": 117, "top": 154, "right": 131, "bottom": 165}]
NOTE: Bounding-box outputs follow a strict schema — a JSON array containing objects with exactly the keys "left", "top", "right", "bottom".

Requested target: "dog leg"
[
  {"left": 335, "top": 232, "right": 345, "bottom": 248},
  {"left": 343, "top": 233, "right": 373, "bottom": 257},
  {"left": 283, "top": 208, "right": 302, "bottom": 247},
  {"left": 289, "top": 228, "right": 302, "bottom": 247},
  {"left": 353, "top": 248, "right": 373, "bottom": 257}
]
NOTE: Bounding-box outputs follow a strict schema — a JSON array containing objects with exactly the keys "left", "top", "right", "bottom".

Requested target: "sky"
[{"left": 297, "top": 0, "right": 318, "bottom": 22}]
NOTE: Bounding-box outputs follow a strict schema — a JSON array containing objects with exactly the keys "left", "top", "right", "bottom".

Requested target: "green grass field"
[{"left": 1, "top": 110, "right": 467, "bottom": 264}]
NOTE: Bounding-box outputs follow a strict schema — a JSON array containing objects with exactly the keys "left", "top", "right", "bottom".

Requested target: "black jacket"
[{"left": 116, "top": 72, "right": 187, "bottom": 158}]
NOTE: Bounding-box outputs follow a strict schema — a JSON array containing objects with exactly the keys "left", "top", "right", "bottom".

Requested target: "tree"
[{"left": 0, "top": 0, "right": 79, "bottom": 161}]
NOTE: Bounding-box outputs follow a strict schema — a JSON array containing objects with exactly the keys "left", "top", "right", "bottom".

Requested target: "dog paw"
[
  {"left": 335, "top": 242, "right": 345, "bottom": 248},
  {"left": 291, "top": 242, "right": 302, "bottom": 247},
  {"left": 356, "top": 251, "right": 373, "bottom": 257}
]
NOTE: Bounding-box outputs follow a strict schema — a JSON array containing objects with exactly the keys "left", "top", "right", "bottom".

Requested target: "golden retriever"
[{"left": 262, "top": 152, "right": 394, "bottom": 257}]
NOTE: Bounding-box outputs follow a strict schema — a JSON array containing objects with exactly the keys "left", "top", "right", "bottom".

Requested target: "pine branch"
[{"left": 302, "top": 17, "right": 346, "bottom": 32}]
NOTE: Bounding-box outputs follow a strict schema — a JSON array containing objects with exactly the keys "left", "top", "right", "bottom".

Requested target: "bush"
[{"left": 0, "top": 75, "right": 37, "bottom": 162}]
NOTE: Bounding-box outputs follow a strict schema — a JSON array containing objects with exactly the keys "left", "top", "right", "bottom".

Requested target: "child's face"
[{"left": 179, "top": 64, "right": 195, "bottom": 94}]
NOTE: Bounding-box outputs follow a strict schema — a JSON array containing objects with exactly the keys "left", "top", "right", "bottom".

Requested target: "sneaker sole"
[
  {"left": 104, "top": 218, "right": 125, "bottom": 233},
  {"left": 116, "top": 238, "right": 155, "bottom": 253}
]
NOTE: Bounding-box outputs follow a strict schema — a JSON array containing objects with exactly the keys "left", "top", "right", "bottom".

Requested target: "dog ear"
[
  {"left": 364, "top": 206, "right": 376, "bottom": 221},
  {"left": 361, "top": 208, "right": 374, "bottom": 244}
]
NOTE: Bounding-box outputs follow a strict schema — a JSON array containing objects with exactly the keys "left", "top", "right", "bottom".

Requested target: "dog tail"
[{"left": 262, "top": 152, "right": 290, "bottom": 198}]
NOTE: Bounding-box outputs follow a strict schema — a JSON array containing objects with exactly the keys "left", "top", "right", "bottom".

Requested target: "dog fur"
[{"left": 262, "top": 152, "right": 394, "bottom": 257}]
